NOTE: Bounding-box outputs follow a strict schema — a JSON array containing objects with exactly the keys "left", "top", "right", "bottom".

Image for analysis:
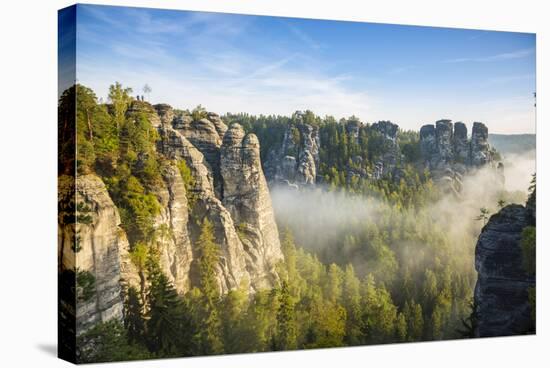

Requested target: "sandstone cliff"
[
  {"left": 221, "top": 124, "right": 283, "bottom": 289},
  {"left": 62, "top": 102, "right": 284, "bottom": 334},
  {"left": 474, "top": 204, "right": 535, "bottom": 337},
  {"left": 58, "top": 174, "right": 137, "bottom": 335}
]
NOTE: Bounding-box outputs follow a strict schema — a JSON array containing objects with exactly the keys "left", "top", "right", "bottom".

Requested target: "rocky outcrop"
[
  {"left": 474, "top": 204, "right": 535, "bottom": 337},
  {"left": 264, "top": 111, "right": 320, "bottom": 187},
  {"left": 435, "top": 120, "right": 453, "bottom": 164},
  {"left": 157, "top": 119, "right": 283, "bottom": 293},
  {"left": 471, "top": 122, "right": 490, "bottom": 167},
  {"left": 371, "top": 121, "right": 400, "bottom": 179},
  {"left": 152, "top": 163, "right": 193, "bottom": 294},
  {"left": 173, "top": 118, "right": 226, "bottom": 197},
  {"left": 420, "top": 124, "right": 437, "bottom": 167},
  {"left": 157, "top": 125, "right": 251, "bottom": 293},
  {"left": 420, "top": 120, "right": 492, "bottom": 169},
  {"left": 221, "top": 124, "right": 283, "bottom": 289},
  {"left": 154, "top": 103, "right": 174, "bottom": 126},
  {"left": 58, "top": 174, "right": 128, "bottom": 335},
  {"left": 453, "top": 122, "right": 469, "bottom": 163},
  {"left": 126, "top": 100, "right": 161, "bottom": 127}
]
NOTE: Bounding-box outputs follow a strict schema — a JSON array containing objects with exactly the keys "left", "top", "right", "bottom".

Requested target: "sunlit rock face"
[
  {"left": 58, "top": 174, "right": 127, "bottom": 335},
  {"left": 221, "top": 124, "right": 283, "bottom": 290},
  {"left": 157, "top": 118, "right": 284, "bottom": 293},
  {"left": 474, "top": 204, "right": 535, "bottom": 337},
  {"left": 156, "top": 124, "right": 251, "bottom": 294}
]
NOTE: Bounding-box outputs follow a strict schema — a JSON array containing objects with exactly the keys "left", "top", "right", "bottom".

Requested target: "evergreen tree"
[
  {"left": 275, "top": 281, "right": 297, "bottom": 350},
  {"left": 124, "top": 286, "right": 145, "bottom": 346},
  {"left": 145, "top": 262, "right": 186, "bottom": 356},
  {"left": 195, "top": 218, "right": 224, "bottom": 354}
]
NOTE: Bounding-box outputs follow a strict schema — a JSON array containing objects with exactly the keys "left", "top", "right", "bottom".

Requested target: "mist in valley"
[{"left": 269, "top": 152, "right": 536, "bottom": 283}]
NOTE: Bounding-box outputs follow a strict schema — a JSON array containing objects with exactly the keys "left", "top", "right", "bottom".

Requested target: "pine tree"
[
  {"left": 124, "top": 286, "right": 145, "bottom": 346},
  {"left": 342, "top": 264, "right": 362, "bottom": 344},
  {"left": 395, "top": 312, "right": 407, "bottom": 342},
  {"left": 146, "top": 270, "right": 185, "bottom": 356},
  {"left": 275, "top": 281, "right": 297, "bottom": 350},
  {"left": 195, "top": 218, "right": 224, "bottom": 354}
]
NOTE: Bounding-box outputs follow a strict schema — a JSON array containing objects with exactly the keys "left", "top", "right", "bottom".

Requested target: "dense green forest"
[{"left": 62, "top": 83, "right": 530, "bottom": 363}]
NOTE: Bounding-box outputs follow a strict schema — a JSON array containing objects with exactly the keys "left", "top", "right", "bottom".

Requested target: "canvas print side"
[{"left": 58, "top": 4, "right": 77, "bottom": 363}]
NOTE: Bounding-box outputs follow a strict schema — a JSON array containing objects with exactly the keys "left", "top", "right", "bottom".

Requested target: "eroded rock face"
[
  {"left": 156, "top": 125, "right": 251, "bottom": 293},
  {"left": 474, "top": 204, "right": 535, "bottom": 337},
  {"left": 58, "top": 175, "right": 127, "bottom": 335},
  {"left": 420, "top": 124, "right": 437, "bottom": 167},
  {"left": 154, "top": 103, "right": 174, "bottom": 126},
  {"left": 420, "top": 120, "right": 492, "bottom": 169},
  {"left": 153, "top": 163, "right": 193, "bottom": 294},
  {"left": 471, "top": 122, "right": 490, "bottom": 167},
  {"left": 264, "top": 113, "right": 320, "bottom": 187},
  {"left": 371, "top": 121, "right": 401, "bottom": 178},
  {"left": 435, "top": 120, "right": 453, "bottom": 164},
  {"left": 173, "top": 116, "right": 228, "bottom": 197},
  {"left": 221, "top": 124, "right": 283, "bottom": 290},
  {"left": 372, "top": 120, "right": 398, "bottom": 142},
  {"left": 453, "top": 122, "right": 469, "bottom": 163}
]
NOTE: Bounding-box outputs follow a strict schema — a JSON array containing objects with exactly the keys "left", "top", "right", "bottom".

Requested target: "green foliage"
[
  {"left": 275, "top": 281, "right": 297, "bottom": 350},
  {"left": 76, "top": 320, "right": 150, "bottom": 363},
  {"left": 146, "top": 268, "right": 187, "bottom": 356},
  {"left": 521, "top": 226, "right": 536, "bottom": 275},
  {"left": 76, "top": 202, "right": 93, "bottom": 225},
  {"left": 76, "top": 270, "right": 96, "bottom": 302},
  {"left": 108, "top": 82, "right": 133, "bottom": 130},
  {"left": 68, "top": 85, "right": 533, "bottom": 361},
  {"left": 124, "top": 286, "right": 145, "bottom": 346},
  {"left": 475, "top": 207, "right": 490, "bottom": 224},
  {"left": 528, "top": 287, "right": 536, "bottom": 323},
  {"left": 191, "top": 105, "right": 207, "bottom": 121},
  {"left": 194, "top": 218, "right": 224, "bottom": 354}
]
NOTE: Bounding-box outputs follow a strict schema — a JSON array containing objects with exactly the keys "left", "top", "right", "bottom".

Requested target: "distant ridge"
[{"left": 489, "top": 133, "right": 535, "bottom": 155}]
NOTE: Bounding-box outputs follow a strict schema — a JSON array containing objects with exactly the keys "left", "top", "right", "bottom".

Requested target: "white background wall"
[{"left": 0, "top": 0, "right": 547, "bottom": 367}]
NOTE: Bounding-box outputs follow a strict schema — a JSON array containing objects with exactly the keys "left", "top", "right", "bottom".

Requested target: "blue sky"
[{"left": 70, "top": 4, "right": 536, "bottom": 133}]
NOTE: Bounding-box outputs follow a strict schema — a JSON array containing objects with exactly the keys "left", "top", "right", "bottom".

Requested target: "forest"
[{"left": 59, "top": 83, "right": 535, "bottom": 363}]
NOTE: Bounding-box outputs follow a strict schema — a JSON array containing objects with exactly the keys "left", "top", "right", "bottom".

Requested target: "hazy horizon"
[{"left": 67, "top": 4, "right": 536, "bottom": 134}]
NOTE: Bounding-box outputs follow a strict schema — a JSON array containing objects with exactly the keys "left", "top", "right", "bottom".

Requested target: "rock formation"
[
  {"left": 62, "top": 103, "right": 285, "bottom": 334},
  {"left": 453, "top": 122, "right": 469, "bottom": 163},
  {"left": 435, "top": 119, "right": 453, "bottom": 164},
  {"left": 264, "top": 111, "right": 320, "bottom": 187},
  {"left": 471, "top": 122, "right": 490, "bottom": 167},
  {"left": 371, "top": 121, "right": 401, "bottom": 179},
  {"left": 58, "top": 174, "right": 132, "bottom": 335},
  {"left": 474, "top": 204, "right": 535, "bottom": 337},
  {"left": 221, "top": 124, "right": 283, "bottom": 289},
  {"left": 156, "top": 124, "right": 251, "bottom": 293},
  {"left": 420, "top": 120, "right": 492, "bottom": 170},
  {"left": 152, "top": 162, "right": 193, "bottom": 294},
  {"left": 156, "top": 112, "right": 283, "bottom": 293}
]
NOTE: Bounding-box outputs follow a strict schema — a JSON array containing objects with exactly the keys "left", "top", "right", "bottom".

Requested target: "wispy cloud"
[
  {"left": 444, "top": 47, "right": 534, "bottom": 63},
  {"left": 283, "top": 21, "right": 322, "bottom": 50}
]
